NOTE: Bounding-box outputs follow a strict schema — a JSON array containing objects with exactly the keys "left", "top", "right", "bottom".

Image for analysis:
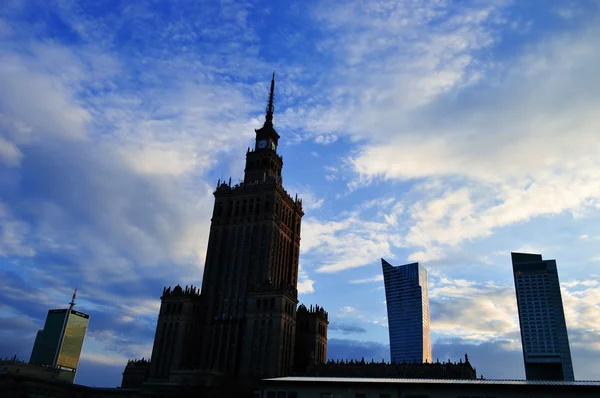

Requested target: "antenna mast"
[
  {"left": 53, "top": 288, "right": 78, "bottom": 368},
  {"left": 69, "top": 288, "right": 77, "bottom": 310}
]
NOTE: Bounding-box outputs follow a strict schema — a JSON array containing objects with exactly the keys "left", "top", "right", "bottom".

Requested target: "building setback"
[
  {"left": 512, "top": 252, "right": 574, "bottom": 381},
  {"left": 381, "top": 259, "right": 431, "bottom": 364}
]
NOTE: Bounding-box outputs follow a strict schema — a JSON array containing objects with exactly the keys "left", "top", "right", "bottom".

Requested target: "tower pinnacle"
[
  {"left": 264, "top": 72, "right": 275, "bottom": 126},
  {"left": 69, "top": 288, "right": 77, "bottom": 309}
]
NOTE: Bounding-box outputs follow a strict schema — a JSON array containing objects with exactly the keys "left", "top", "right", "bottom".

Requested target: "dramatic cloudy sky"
[{"left": 2, "top": 0, "right": 600, "bottom": 387}]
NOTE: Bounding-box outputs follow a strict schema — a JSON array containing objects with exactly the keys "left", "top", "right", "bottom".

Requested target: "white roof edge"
[{"left": 261, "top": 377, "right": 600, "bottom": 386}]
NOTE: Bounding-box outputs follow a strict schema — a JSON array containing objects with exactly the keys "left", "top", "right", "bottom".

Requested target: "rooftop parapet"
[
  {"left": 126, "top": 358, "right": 150, "bottom": 366},
  {"left": 214, "top": 177, "right": 303, "bottom": 211},
  {"left": 162, "top": 284, "right": 202, "bottom": 298},
  {"left": 297, "top": 303, "right": 328, "bottom": 320}
]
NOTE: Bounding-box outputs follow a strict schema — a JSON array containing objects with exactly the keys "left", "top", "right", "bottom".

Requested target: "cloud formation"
[
  {"left": 329, "top": 323, "right": 368, "bottom": 335},
  {"left": 2, "top": 0, "right": 600, "bottom": 387}
]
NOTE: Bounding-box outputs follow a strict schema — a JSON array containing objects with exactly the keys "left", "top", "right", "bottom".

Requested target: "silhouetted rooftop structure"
[{"left": 305, "top": 354, "right": 476, "bottom": 380}]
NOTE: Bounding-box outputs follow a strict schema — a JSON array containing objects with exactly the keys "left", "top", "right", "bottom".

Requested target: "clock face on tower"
[{"left": 258, "top": 139, "right": 268, "bottom": 149}]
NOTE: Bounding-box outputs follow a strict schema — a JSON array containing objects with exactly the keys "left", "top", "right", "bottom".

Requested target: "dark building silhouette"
[
  {"left": 512, "top": 252, "right": 574, "bottom": 381},
  {"left": 199, "top": 73, "right": 304, "bottom": 381},
  {"left": 29, "top": 290, "right": 89, "bottom": 383},
  {"left": 294, "top": 304, "right": 328, "bottom": 374},
  {"left": 146, "top": 285, "right": 204, "bottom": 380},
  {"left": 306, "top": 354, "right": 476, "bottom": 379},
  {"left": 129, "top": 74, "right": 327, "bottom": 396},
  {"left": 122, "top": 359, "right": 150, "bottom": 389},
  {"left": 1, "top": 356, "right": 138, "bottom": 397},
  {"left": 200, "top": 73, "right": 305, "bottom": 381}
]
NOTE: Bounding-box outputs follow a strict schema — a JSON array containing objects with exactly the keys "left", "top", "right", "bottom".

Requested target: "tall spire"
[
  {"left": 264, "top": 72, "right": 275, "bottom": 126},
  {"left": 69, "top": 288, "right": 77, "bottom": 309}
]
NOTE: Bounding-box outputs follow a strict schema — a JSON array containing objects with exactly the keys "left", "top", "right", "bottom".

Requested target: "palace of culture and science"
[{"left": 121, "top": 75, "right": 329, "bottom": 397}]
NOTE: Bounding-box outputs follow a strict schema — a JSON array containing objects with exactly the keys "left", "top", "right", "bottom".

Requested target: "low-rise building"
[
  {"left": 121, "top": 359, "right": 150, "bottom": 389},
  {"left": 260, "top": 377, "right": 600, "bottom": 398},
  {"left": 306, "top": 356, "right": 476, "bottom": 380}
]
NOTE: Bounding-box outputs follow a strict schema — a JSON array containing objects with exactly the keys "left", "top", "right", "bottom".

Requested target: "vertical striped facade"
[
  {"left": 512, "top": 252, "right": 574, "bottom": 381},
  {"left": 382, "top": 259, "right": 431, "bottom": 364}
]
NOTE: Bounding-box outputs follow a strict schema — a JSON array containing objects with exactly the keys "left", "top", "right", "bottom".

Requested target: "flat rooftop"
[{"left": 263, "top": 377, "right": 600, "bottom": 387}]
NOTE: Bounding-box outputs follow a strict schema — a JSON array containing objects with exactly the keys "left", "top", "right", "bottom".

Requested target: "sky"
[{"left": 1, "top": 0, "right": 600, "bottom": 388}]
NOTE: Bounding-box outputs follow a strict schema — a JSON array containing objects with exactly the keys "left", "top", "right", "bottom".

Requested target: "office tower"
[
  {"left": 294, "top": 304, "right": 328, "bottom": 374},
  {"left": 29, "top": 329, "right": 44, "bottom": 364},
  {"left": 381, "top": 259, "right": 431, "bottom": 364},
  {"left": 147, "top": 285, "right": 203, "bottom": 380},
  {"left": 511, "top": 252, "right": 574, "bottom": 381},
  {"left": 29, "top": 290, "right": 89, "bottom": 383}
]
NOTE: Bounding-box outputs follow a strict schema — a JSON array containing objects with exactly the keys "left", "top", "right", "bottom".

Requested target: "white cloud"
[
  {"left": 288, "top": 185, "right": 324, "bottom": 212},
  {"left": 122, "top": 146, "right": 200, "bottom": 177},
  {"left": 0, "top": 202, "right": 35, "bottom": 257},
  {"left": 302, "top": 214, "right": 392, "bottom": 273},
  {"left": 270, "top": 3, "right": 600, "bottom": 266},
  {"left": 0, "top": 136, "right": 22, "bottom": 166},
  {"left": 280, "top": 0, "right": 507, "bottom": 145},
  {"left": 298, "top": 263, "right": 315, "bottom": 295},
  {"left": 297, "top": 279, "right": 315, "bottom": 295},
  {"left": 80, "top": 352, "right": 129, "bottom": 367},
  {"left": 349, "top": 275, "right": 383, "bottom": 284},
  {"left": 429, "top": 272, "right": 600, "bottom": 356},
  {"left": 339, "top": 306, "right": 358, "bottom": 316},
  {"left": 338, "top": 23, "right": 600, "bottom": 259}
]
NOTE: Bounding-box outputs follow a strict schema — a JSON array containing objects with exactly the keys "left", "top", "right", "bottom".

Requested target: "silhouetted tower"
[
  {"left": 294, "top": 304, "right": 328, "bottom": 374},
  {"left": 199, "top": 73, "right": 304, "bottom": 378},
  {"left": 147, "top": 285, "right": 204, "bottom": 380}
]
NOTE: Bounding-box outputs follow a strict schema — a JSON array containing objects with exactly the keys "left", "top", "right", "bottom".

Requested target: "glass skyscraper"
[
  {"left": 30, "top": 305, "right": 89, "bottom": 383},
  {"left": 381, "top": 259, "right": 431, "bottom": 363},
  {"left": 512, "top": 252, "right": 574, "bottom": 381}
]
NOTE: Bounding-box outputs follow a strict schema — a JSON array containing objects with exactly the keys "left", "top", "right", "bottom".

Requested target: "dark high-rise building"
[
  {"left": 512, "top": 252, "right": 574, "bottom": 381},
  {"left": 139, "top": 75, "right": 322, "bottom": 396},
  {"left": 29, "top": 329, "right": 44, "bottom": 364},
  {"left": 381, "top": 259, "right": 431, "bottom": 364},
  {"left": 29, "top": 290, "right": 89, "bottom": 383},
  {"left": 294, "top": 304, "right": 328, "bottom": 374},
  {"left": 199, "top": 73, "right": 304, "bottom": 379}
]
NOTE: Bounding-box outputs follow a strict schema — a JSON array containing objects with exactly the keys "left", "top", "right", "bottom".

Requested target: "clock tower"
[
  {"left": 244, "top": 73, "right": 283, "bottom": 185},
  {"left": 199, "top": 73, "right": 304, "bottom": 380}
]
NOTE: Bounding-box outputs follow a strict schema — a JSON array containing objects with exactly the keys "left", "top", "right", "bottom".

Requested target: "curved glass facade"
[{"left": 381, "top": 259, "right": 431, "bottom": 364}]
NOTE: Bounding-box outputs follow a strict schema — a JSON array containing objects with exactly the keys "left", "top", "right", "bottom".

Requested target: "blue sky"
[{"left": 1, "top": 0, "right": 600, "bottom": 387}]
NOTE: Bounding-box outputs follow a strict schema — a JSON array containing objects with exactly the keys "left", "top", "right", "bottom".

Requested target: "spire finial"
[
  {"left": 264, "top": 72, "right": 275, "bottom": 126},
  {"left": 69, "top": 288, "right": 77, "bottom": 310}
]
